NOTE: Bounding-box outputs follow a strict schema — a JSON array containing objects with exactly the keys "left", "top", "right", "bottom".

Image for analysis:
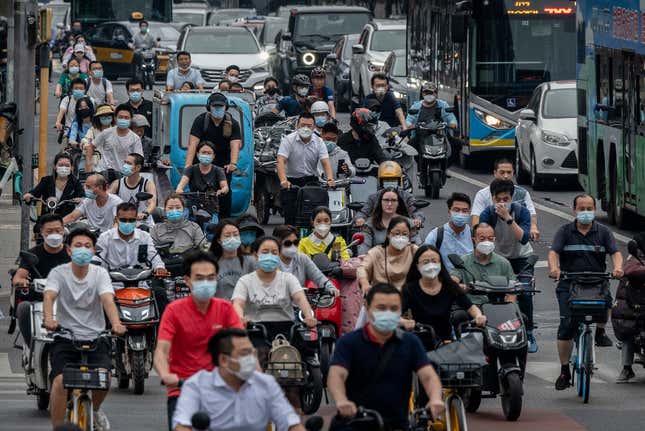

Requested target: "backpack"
[
  {"left": 202, "top": 111, "right": 233, "bottom": 139},
  {"left": 266, "top": 334, "right": 304, "bottom": 383},
  {"left": 295, "top": 185, "right": 329, "bottom": 226},
  {"left": 435, "top": 225, "right": 445, "bottom": 250},
  {"left": 623, "top": 259, "right": 645, "bottom": 308}
]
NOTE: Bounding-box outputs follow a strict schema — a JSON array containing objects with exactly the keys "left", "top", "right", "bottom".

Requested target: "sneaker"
[
  {"left": 555, "top": 373, "right": 571, "bottom": 390},
  {"left": 527, "top": 330, "right": 538, "bottom": 354},
  {"left": 595, "top": 332, "right": 614, "bottom": 347},
  {"left": 94, "top": 409, "right": 111, "bottom": 431},
  {"left": 616, "top": 367, "right": 635, "bottom": 383}
]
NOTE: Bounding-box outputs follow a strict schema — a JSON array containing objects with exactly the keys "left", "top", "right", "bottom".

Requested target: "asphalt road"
[{"left": 0, "top": 71, "right": 644, "bottom": 431}]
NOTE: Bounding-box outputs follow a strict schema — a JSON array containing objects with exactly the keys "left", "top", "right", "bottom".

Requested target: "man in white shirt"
[
  {"left": 43, "top": 227, "right": 126, "bottom": 430},
  {"left": 63, "top": 174, "right": 123, "bottom": 234},
  {"left": 86, "top": 61, "right": 115, "bottom": 106},
  {"left": 172, "top": 328, "right": 305, "bottom": 431},
  {"left": 166, "top": 51, "right": 205, "bottom": 91},
  {"left": 470, "top": 158, "right": 540, "bottom": 241}
]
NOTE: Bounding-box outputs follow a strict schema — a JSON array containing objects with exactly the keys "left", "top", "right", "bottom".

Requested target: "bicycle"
[
  {"left": 51, "top": 326, "right": 113, "bottom": 431},
  {"left": 560, "top": 271, "right": 613, "bottom": 404}
]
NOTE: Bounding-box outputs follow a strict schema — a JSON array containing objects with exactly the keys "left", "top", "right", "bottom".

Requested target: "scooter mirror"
[
  {"left": 347, "top": 202, "right": 364, "bottom": 211},
  {"left": 135, "top": 192, "right": 153, "bottom": 202},
  {"left": 628, "top": 240, "right": 640, "bottom": 258},
  {"left": 448, "top": 253, "right": 465, "bottom": 269},
  {"left": 415, "top": 199, "right": 430, "bottom": 209},
  {"left": 191, "top": 412, "right": 210, "bottom": 431},
  {"left": 19, "top": 251, "right": 39, "bottom": 268}
]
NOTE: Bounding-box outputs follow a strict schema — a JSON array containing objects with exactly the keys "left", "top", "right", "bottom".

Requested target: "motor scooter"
[
  {"left": 412, "top": 120, "right": 450, "bottom": 199},
  {"left": 381, "top": 127, "right": 418, "bottom": 195},
  {"left": 350, "top": 158, "right": 379, "bottom": 199},
  {"left": 449, "top": 253, "right": 539, "bottom": 421}
]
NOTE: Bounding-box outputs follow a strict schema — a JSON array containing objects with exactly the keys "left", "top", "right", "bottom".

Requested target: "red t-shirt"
[{"left": 158, "top": 296, "right": 243, "bottom": 396}]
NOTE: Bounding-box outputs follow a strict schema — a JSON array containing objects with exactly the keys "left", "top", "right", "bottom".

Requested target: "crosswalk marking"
[{"left": 0, "top": 352, "right": 23, "bottom": 378}]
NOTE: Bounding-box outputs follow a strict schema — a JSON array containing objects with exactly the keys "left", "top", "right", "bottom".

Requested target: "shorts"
[
  {"left": 556, "top": 281, "right": 612, "bottom": 340},
  {"left": 49, "top": 336, "right": 112, "bottom": 382}
]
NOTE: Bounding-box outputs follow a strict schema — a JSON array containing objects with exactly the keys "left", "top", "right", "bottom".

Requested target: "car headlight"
[
  {"left": 302, "top": 52, "right": 316, "bottom": 66},
  {"left": 541, "top": 130, "right": 570, "bottom": 146},
  {"left": 252, "top": 63, "right": 268, "bottom": 73},
  {"left": 259, "top": 51, "right": 270, "bottom": 61},
  {"left": 474, "top": 109, "right": 513, "bottom": 130}
]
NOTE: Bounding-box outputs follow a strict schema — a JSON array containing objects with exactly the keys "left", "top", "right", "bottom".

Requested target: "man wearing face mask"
[
  {"left": 172, "top": 328, "right": 304, "bottom": 431},
  {"left": 43, "top": 228, "right": 126, "bottom": 430},
  {"left": 254, "top": 77, "right": 282, "bottom": 116},
  {"left": 56, "top": 78, "right": 88, "bottom": 134},
  {"left": 406, "top": 82, "right": 458, "bottom": 131},
  {"left": 328, "top": 283, "right": 444, "bottom": 430},
  {"left": 450, "top": 223, "right": 515, "bottom": 306},
  {"left": 317, "top": 123, "right": 354, "bottom": 179},
  {"left": 338, "top": 108, "right": 387, "bottom": 165},
  {"left": 479, "top": 179, "right": 536, "bottom": 350},
  {"left": 64, "top": 174, "right": 123, "bottom": 234},
  {"left": 154, "top": 251, "right": 243, "bottom": 431},
  {"left": 13, "top": 215, "right": 70, "bottom": 346},
  {"left": 132, "top": 20, "right": 158, "bottom": 51},
  {"left": 86, "top": 61, "right": 114, "bottom": 106},
  {"left": 224, "top": 64, "right": 241, "bottom": 83},
  {"left": 548, "top": 194, "right": 623, "bottom": 390},
  {"left": 424, "top": 193, "right": 473, "bottom": 272},
  {"left": 166, "top": 51, "right": 205, "bottom": 91},
  {"left": 125, "top": 78, "right": 153, "bottom": 138},
  {"left": 277, "top": 113, "right": 335, "bottom": 225},
  {"left": 272, "top": 74, "right": 311, "bottom": 117},
  {"left": 109, "top": 153, "right": 157, "bottom": 225},
  {"left": 363, "top": 73, "right": 407, "bottom": 129}
]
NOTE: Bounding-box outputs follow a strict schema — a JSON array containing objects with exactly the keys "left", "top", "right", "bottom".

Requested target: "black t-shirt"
[
  {"left": 182, "top": 164, "right": 227, "bottom": 212},
  {"left": 337, "top": 130, "right": 387, "bottom": 164},
  {"left": 189, "top": 112, "right": 242, "bottom": 167},
  {"left": 363, "top": 91, "right": 401, "bottom": 127},
  {"left": 551, "top": 221, "right": 618, "bottom": 272},
  {"left": 402, "top": 281, "right": 473, "bottom": 341},
  {"left": 417, "top": 104, "right": 441, "bottom": 125},
  {"left": 19, "top": 245, "right": 70, "bottom": 279},
  {"left": 130, "top": 99, "right": 153, "bottom": 138}
]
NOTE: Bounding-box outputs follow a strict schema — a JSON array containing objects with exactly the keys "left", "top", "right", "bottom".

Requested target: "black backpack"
[{"left": 295, "top": 186, "right": 329, "bottom": 227}]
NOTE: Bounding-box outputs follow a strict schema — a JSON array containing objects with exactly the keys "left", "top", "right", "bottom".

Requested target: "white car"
[
  {"left": 350, "top": 20, "right": 406, "bottom": 102},
  {"left": 515, "top": 80, "right": 578, "bottom": 189},
  {"left": 175, "top": 26, "right": 270, "bottom": 93}
]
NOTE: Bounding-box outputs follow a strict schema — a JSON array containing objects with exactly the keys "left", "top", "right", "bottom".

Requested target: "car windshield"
[
  {"left": 184, "top": 31, "right": 259, "bottom": 54},
  {"left": 371, "top": 29, "right": 405, "bottom": 52},
  {"left": 542, "top": 88, "right": 576, "bottom": 118},
  {"left": 209, "top": 10, "right": 255, "bottom": 24},
  {"left": 294, "top": 13, "right": 370, "bottom": 39},
  {"left": 173, "top": 12, "right": 205, "bottom": 26},
  {"left": 261, "top": 21, "right": 286, "bottom": 44},
  {"left": 149, "top": 25, "right": 180, "bottom": 41},
  {"left": 181, "top": 104, "right": 243, "bottom": 149}
]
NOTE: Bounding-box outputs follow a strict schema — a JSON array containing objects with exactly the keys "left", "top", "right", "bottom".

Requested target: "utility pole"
[{"left": 14, "top": 0, "right": 37, "bottom": 250}]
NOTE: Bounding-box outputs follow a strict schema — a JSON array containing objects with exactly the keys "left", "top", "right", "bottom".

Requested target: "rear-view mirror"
[
  {"left": 135, "top": 192, "right": 153, "bottom": 202},
  {"left": 415, "top": 199, "right": 430, "bottom": 209},
  {"left": 19, "top": 251, "right": 39, "bottom": 269}
]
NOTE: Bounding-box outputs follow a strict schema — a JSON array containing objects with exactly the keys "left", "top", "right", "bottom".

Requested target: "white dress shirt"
[
  {"left": 96, "top": 227, "right": 165, "bottom": 270},
  {"left": 173, "top": 369, "right": 300, "bottom": 431}
]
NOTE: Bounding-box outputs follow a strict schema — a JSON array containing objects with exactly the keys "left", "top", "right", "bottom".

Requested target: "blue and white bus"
[{"left": 406, "top": 0, "right": 576, "bottom": 166}]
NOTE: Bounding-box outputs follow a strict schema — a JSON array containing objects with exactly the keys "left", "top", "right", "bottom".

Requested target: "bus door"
[{"left": 623, "top": 54, "right": 637, "bottom": 208}]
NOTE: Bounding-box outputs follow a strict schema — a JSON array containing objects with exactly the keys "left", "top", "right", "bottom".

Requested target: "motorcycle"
[
  {"left": 350, "top": 158, "right": 379, "bottom": 199},
  {"left": 139, "top": 49, "right": 158, "bottom": 90},
  {"left": 380, "top": 127, "right": 418, "bottom": 195},
  {"left": 449, "top": 253, "right": 539, "bottom": 421},
  {"left": 413, "top": 120, "right": 450, "bottom": 199},
  {"left": 156, "top": 242, "right": 198, "bottom": 303},
  {"left": 25, "top": 197, "right": 79, "bottom": 243},
  {"left": 177, "top": 191, "right": 219, "bottom": 234}
]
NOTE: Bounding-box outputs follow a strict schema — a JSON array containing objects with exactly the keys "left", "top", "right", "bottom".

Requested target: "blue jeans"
[{"left": 509, "top": 257, "right": 534, "bottom": 330}]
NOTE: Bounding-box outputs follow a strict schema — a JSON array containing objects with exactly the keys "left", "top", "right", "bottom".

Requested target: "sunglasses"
[
  {"left": 282, "top": 239, "right": 300, "bottom": 247},
  {"left": 118, "top": 218, "right": 137, "bottom": 223}
]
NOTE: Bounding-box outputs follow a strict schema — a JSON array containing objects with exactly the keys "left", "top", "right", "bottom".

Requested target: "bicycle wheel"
[
  {"left": 447, "top": 394, "right": 468, "bottom": 431},
  {"left": 582, "top": 331, "right": 593, "bottom": 404},
  {"left": 575, "top": 333, "right": 585, "bottom": 397},
  {"left": 69, "top": 394, "right": 93, "bottom": 431}
]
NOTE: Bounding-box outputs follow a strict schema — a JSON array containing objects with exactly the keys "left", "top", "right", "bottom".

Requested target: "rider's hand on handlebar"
[
  {"left": 354, "top": 218, "right": 365, "bottom": 227},
  {"left": 474, "top": 315, "right": 487, "bottom": 327},
  {"left": 613, "top": 268, "right": 624, "bottom": 279},
  {"left": 400, "top": 318, "right": 416, "bottom": 331},
  {"left": 161, "top": 373, "right": 180, "bottom": 387},
  {"left": 112, "top": 322, "right": 127, "bottom": 336},
  {"left": 326, "top": 178, "right": 336, "bottom": 188},
  {"left": 44, "top": 318, "right": 59, "bottom": 332},
  {"left": 280, "top": 180, "right": 291, "bottom": 189},
  {"left": 154, "top": 267, "right": 170, "bottom": 278},
  {"left": 22, "top": 193, "right": 33, "bottom": 203},
  {"left": 326, "top": 286, "right": 340, "bottom": 297},
  {"left": 304, "top": 316, "right": 318, "bottom": 329},
  {"left": 427, "top": 398, "right": 445, "bottom": 420},
  {"left": 549, "top": 268, "right": 561, "bottom": 281},
  {"left": 336, "top": 399, "right": 357, "bottom": 418},
  {"left": 341, "top": 163, "right": 350, "bottom": 174}
]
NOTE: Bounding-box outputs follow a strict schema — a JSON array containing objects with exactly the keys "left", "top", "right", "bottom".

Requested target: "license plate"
[{"left": 328, "top": 190, "right": 344, "bottom": 212}]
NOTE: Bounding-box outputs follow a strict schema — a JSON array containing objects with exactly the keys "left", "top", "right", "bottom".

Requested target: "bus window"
[
  {"left": 596, "top": 54, "right": 610, "bottom": 108},
  {"left": 612, "top": 57, "right": 625, "bottom": 122}
]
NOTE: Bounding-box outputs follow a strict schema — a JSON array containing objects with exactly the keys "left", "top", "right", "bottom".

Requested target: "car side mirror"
[
  {"left": 265, "top": 44, "right": 276, "bottom": 54},
  {"left": 163, "top": 145, "right": 171, "bottom": 154},
  {"left": 519, "top": 108, "right": 537, "bottom": 122},
  {"left": 448, "top": 253, "right": 465, "bottom": 269},
  {"left": 326, "top": 52, "right": 337, "bottom": 61},
  {"left": 352, "top": 44, "right": 365, "bottom": 55},
  {"left": 282, "top": 32, "right": 291, "bottom": 41}
]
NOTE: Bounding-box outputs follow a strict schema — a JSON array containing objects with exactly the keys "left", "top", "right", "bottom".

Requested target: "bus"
[
  {"left": 406, "top": 0, "right": 576, "bottom": 167},
  {"left": 577, "top": 0, "right": 645, "bottom": 227},
  {"left": 67, "top": 0, "right": 173, "bottom": 26}
]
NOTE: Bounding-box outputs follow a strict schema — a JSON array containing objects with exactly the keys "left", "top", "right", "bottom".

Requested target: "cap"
[
  {"left": 94, "top": 105, "right": 114, "bottom": 117},
  {"left": 238, "top": 218, "right": 265, "bottom": 236},
  {"left": 131, "top": 114, "right": 149, "bottom": 128},
  {"left": 74, "top": 43, "right": 85, "bottom": 53},
  {"left": 208, "top": 92, "right": 227, "bottom": 107}
]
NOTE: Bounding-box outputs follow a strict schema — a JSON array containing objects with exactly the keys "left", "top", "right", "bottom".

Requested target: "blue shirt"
[
  {"left": 424, "top": 223, "right": 473, "bottom": 271},
  {"left": 330, "top": 325, "right": 431, "bottom": 428},
  {"left": 551, "top": 221, "right": 618, "bottom": 273},
  {"left": 406, "top": 99, "right": 458, "bottom": 128},
  {"left": 363, "top": 91, "right": 401, "bottom": 127},
  {"left": 68, "top": 119, "right": 92, "bottom": 143},
  {"left": 276, "top": 96, "right": 303, "bottom": 117},
  {"left": 310, "top": 85, "right": 334, "bottom": 102}
]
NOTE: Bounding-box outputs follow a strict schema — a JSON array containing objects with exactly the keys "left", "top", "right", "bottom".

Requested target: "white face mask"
[
  {"left": 476, "top": 240, "right": 495, "bottom": 255},
  {"left": 297, "top": 87, "right": 309, "bottom": 97},
  {"left": 419, "top": 262, "right": 441, "bottom": 279},
  {"left": 424, "top": 94, "right": 437, "bottom": 104},
  {"left": 228, "top": 354, "right": 257, "bottom": 381},
  {"left": 228, "top": 75, "right": 239, "bottom": 82},
  {"left": 314, "top": 223, "right": 331, "bottom": 237},
  {"left": 282, "top": 245, "right": 298, "bottom": 259},
  {"left": 298, "top": 126, "right": 313, "bottom": 140},
  {"left": 56, "top": 166, "right": 71, "bottom": 177},
  {"left": 390, "top": 235, "right": 409, "bottom": 250},
  {"left": 44, "top": 233, "right": 64, "bottom": 249}
]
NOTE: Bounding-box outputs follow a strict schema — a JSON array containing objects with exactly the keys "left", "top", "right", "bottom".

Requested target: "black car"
[
  {"left": 271, "top": 6, "right": 371, "bottom": 94},
  {"left": 323, "top": 33, "right": 359, "bottom": 112}
]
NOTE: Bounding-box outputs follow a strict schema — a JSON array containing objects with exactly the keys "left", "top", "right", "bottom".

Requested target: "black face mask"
[
  {"left": 78, "top": 108, "right": 91, "bottom": 118},
  {"left": 266, "top": 87, "right": 278, "bottom": 96}
]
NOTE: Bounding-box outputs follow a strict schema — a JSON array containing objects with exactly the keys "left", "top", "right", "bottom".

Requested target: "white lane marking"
[
  {"left": 536, "top": 260, "right": 548, "bottom": 268},
  {"left": 526, "top": 361, "right": 607, "bottom": 384},
  {"left": 447, "top": 169, "right": 631, "bottom": 244},
  {"left": 0, "top": 353, "right": 23, "bottom": 378}
]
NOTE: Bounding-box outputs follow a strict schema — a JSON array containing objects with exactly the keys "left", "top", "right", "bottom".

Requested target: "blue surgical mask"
[
  {"left": 576, "top": 210, "right": 595, "bottom": 224},
  {"left": 121, "top": 163, "right": 133, "bottom": 177},
  {"left": 324, "top": 140, "right": 336, "bottom": 153},
  {"left": 68, "top": 66, "right": 80, "bottom": 75},
  {"left": 381, "top": 180, "right": 399, "bottom": 189},
  {"left": 192, "top": 280, "right": 217, "bottom": 301},
  {"left": 92, "top": 70, "right": 104, "bottom": 79},
  {"left": 450, "top": 211, "right": 470, "bottom": 227},
  {"left": 166, "top": 209, "right": 184, "bottom": 222},
  {"left": 371, "top": 310, "right": 401, "bottom": 333},
  {"left": 84, "top": 189, "right": 96, "bottom": 200},
  {"left": 99, "top": 116, "right": 112, "bottom": 126},
  {"left": 315, "top": 116, "right": 327, "bottom": 127},
  {"left": 198, "top": 154, "right": 213, "bottom": 165},
  {"left": 72, "top": 89, "right": 85, "bottom": 99},
  {"left": 211, "top": 106, "right": 226, "bottom": 119},
  {"left": 71, "top": 247, "right": 93, "bottom": 266},
  {"left": 240, "top": 230, "right": 257, "bottom": 246},
  {"left": 129, "top": 91, "right": 142, "bottom": 103},
  {"left": 116, "top": 118, "right": 131, "bottom": 129},
  {"left": 221, "top": 236, "right": 241, "bottom": 252},
  {"left": 118, "top": 221, "right": 136, "bottom": 236},
  {"left": 257, "top": 253, "right": 281, "bottom": 272}
]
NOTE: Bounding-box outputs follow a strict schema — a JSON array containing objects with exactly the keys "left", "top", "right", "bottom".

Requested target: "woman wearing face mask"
[
  {"left": 357, "top": 216, "right": 418, "bottom": 294},
  {"left": 401, "top": 245, "right": 486, "bottom": 345},
  {"left": 68, "top": 97, "right": 95, "bottom": 148},
  {"left": 55, "top": 58, "right": 88, "bottom": 99},
  {"left": 151, "top": 194, "right": 206, "bottom": 254},
  {"left": 236, "top": 214, "right": 265, "bottom": 255},
  {"left": 273, "top": 225, "right": 340, "bottom": 296},
  {"left": 61, "top": 35, "right": 96, "bottom": 68},
  {"left": 23, "top": 152, "right": 85, "bottom": 217},
  {"left": 298, "top": 207, "right": 350, "bottom": 260},
  {"left": 208, "top": 221, "right": 255, "bottom": 300},
  {"left": 359, "top": 188, "right": 417, "bottom": 255},
  {"left": 254, "top": 77, "right": 282, "bottom": 116},
  {"left": 81, "top": 104, "right": 114, "bottom": 173}
]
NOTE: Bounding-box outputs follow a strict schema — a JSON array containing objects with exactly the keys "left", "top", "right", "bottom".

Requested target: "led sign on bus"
[{"left": 504, "top": 0, "right": 575, "bottom": 15}]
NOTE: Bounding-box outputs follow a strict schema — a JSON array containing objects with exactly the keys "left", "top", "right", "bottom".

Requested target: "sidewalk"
[{"left": 0, "top": 188, "right": 20, "bottom": 298}]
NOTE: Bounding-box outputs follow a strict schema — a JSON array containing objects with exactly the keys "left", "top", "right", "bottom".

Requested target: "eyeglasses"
[
  {"left": 118, "top": 218, "right": 137, "bottom": 223},
  {"left": 282, "top": 239, "right": 299, "bottom": 247},
  {"left": 382, "top": 198, "right": 398, "bottom": 204}
]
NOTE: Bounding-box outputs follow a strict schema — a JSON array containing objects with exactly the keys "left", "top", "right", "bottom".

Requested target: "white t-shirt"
[
  {"left": 76, "top": 193, "right": 123, "bottom": 233},
  {"left": 471, "top": 185, "right": 537, "bottom": 216},
  {"left": 44, "top": 263, "right": 114, "bottom": 339},
  {"left": 231, "top": 270, "right": 304, "bottom": 322},
  {"left": 92, "top": 127, "right": 143, "bottom": 171},
  {"left": 59, "top": 96, "right": 78, "bottom": 128},
  {"left": 87, "top": 77, "right": 113, "bottom": 105}
]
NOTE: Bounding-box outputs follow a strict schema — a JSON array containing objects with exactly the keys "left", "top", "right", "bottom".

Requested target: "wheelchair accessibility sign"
[{"left": 507, "top": 98, "right": 517, "bottom": 108}]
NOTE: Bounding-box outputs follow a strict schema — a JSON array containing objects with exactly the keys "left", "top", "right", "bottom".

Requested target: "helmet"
[
  {"left": 310, "top": 100, "right": 329, "bottom": 114},
  {"left": 420, "top": 82, "right": 438, "bottom": 95},
  {"left": 292, "top": 74, "right": 311, "bottom": 87},
  {"left": 378, "top": 161, "right": 403, "bottom": 188},
  {"left": 310, "top": 67, "right": 325, "bottom": 78},
  {"left": 350, "top": 108, "right": 379, "bottom": 138}
]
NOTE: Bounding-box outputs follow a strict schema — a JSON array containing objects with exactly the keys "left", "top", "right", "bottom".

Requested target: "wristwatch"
[{"left": 506, "top": 218, "right": 513, "bottom": 225}]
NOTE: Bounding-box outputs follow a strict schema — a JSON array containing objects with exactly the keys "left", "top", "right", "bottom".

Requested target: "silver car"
[{"left": 515, "top": 80, "right": 578, "bottom": 188}]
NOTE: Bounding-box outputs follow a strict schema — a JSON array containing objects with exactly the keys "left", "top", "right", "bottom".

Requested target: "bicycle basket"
[
  {"left": 62, "top": 366, "right": 109, "bottom": 390},
  {"left": 427, "top": 332, "right": 486, "bottom": 388},
  {"left": 265, "top": 335, "right": 305, "bottom": 384},
  {"left": 569, "top": 279, "right": 610, "bottom": 323},
  {"left": 436, "top": 363, "right": 483, "bottom": 388}
]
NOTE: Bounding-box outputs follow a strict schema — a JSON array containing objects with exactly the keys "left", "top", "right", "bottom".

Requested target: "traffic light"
[{"left": 38, "top": 7, "right": 52, "bottom": 43}]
